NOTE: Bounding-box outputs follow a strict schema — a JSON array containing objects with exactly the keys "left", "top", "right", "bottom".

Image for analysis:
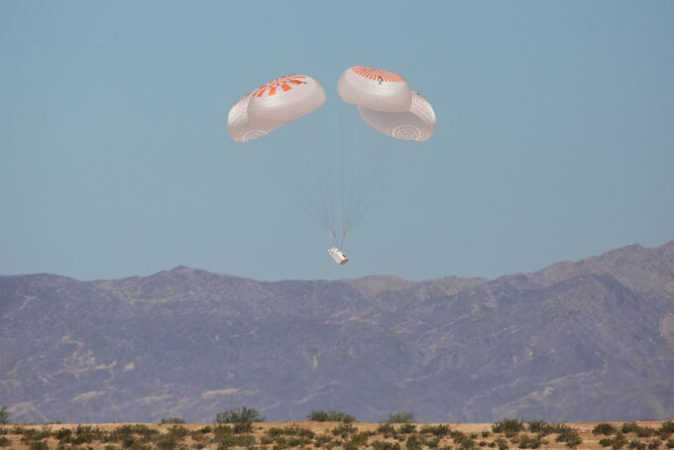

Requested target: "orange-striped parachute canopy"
[
  {"left": 228, "top": 74, "right": 326, "bottom": 142},
  {"left": 338, "top": 66, "right": 435, "bottom": 141}
]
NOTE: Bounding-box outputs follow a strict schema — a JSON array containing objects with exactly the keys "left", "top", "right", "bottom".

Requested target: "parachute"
[
  {"left": 337, "top": 66, "right": 435, "bottom": 141},
  {"left": 227, "top": 74, "right": 326, "bottom": 142},
  {"left": 227, "top": 68, "right": 435, "bottom": 265}
]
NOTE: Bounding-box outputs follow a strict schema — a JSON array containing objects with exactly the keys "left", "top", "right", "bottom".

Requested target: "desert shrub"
[
  {"left": 155, "top": 433, "right": 182, "bottom": 450},
  {"left": 665, "top": 438, "right": 674, "bottom": 448},
  {"left": 621, "top": 423, "right": 658, "bottom": 438},
  {"left": 190, "top": 426, "right": 212, "bottom": 442},
  {"left": 233, "top": 420, "right": 252, "bottom": 434},
  {"left": 307, "top": 409, "right": 356, "bottom": 423},
  {"left": 421, "top": 424, "right": 450, "bottom": 437},
  {"left": 636, "top": 427, "right": 656, "bottom": 438},
  {"left": 0, "top": 407, "right": 9, "bottom": 425},
  {"left": 308, "top": 409, "right": 331, "bottom": 422},
  {"left": 458, "top": 438, "right": 477, "bottom": 449},
  {"left": 526, "top": 421, "right": 545, "bottom": 433},
  {"left": 344, "top": 432, "right": 370, "bottom": 450},
  {"left": 167, "top": 425, "right": 190, "bottom": 437},
  {"left": 406, "top": 434, "right": 423, "bottom": 450},
  {"left": 215, "top": 433, "right": 255, "bottom": 448},
  {"left": 314, "top": 433, "right": 333, "bottom": 447},
  {"left": 266, "top": 426, "right": 285, "bottom": 437},
  {"left": 660, "top": 421, "right": 674, "bottom": 437},
  {"left": 371, "top": 441, "right": 401, "bottom": 450},
  {"left": 594, "top": 424, "right": 619, "bottom": 435},
  {"left": 29, "top": 442, "right": 48, "bottom": 450},
  {"left": 516, "top": 433, "right": 543, "bottom": 449},
  {"left": 555, "top": 428, "right": 582, "bottom": 448},
  {"left": 494, "top": 437, "right": 509, "bottom": 449},
  {"left": 600, "top": 437, "right": 614, "bottom": 447},
  {"left": 423, "top": 436, "right": 441, "bottom": 448},
  {"left": 106, "top": 424, "right": 158, "bottom": 445},
  {"left": 69, "top": 425, "right": 106, "bottom": 444},
  {"left": 377, "top": 424, "right": 396, "bottom": 437},
  {"left": 482, "top": 430, "right": 491, "bottom": 438},
  {"left": 612, "top": 431, "right": 629, "bottom": 449},
  {"left": 628, "top": 440, "right": 646, "bottom": 449},
  {"left": 283, "top": 425, "right": 315, "bottom": 438},
  {"left": 386, "top": 410, "right": 415, "bottom": 423},
  {"left": 19, "top": 428, "right": 51, "bottom": 443},
  {"left": 529, "top": 422, "right": 570, "bottom": 436},
  {"left": 159, "top": 417, "right": 186, "bottom": 424},
  {"left": 331, "top": 422, "right": 357, "bottom": 438},
  {"left": 54, "top": 428, "right": 72, "bottom": 440},
  {"left": 451, "top": 430, "right": 470, "bottom": 444},
  {"left": 648, "top": 439, "right": 662, "bottom": 449},
  {"left": 0, "top": 437, "right": 10, "bottom": 448},
  {"left": 266, "top": 425, "right": 314, "bottom": 439},
  {"left": 398, "top": 423, "right": 417, "bottom": 434},
  {"left": 493, "top": 419, "right": 525, "bottom": 437},
  {"left": 216, "top": 406, "right": 264, "bottom": 424}
]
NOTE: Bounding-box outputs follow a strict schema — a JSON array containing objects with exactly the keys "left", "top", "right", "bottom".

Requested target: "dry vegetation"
[{"left": 1, "top": 419, "right": 673, "bottom": 449}]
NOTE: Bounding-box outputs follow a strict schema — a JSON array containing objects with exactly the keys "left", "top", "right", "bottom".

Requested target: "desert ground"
[{"left": 1, "top": 419, "right": 673, "bottom": 449}]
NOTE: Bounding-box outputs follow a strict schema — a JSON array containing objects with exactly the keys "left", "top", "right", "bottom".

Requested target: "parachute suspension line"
[
  {"left": 341, "top": 128, "right": 394, "bottom": 241},
  {"left": 337, "top": 99, "right": 350, "bottom": 249}
]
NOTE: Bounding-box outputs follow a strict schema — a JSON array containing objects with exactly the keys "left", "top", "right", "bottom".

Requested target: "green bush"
[
  {"left": 377, "top": 424, "right": 396, "bottom": 435},
  {"left": 54, "top": 428, "right": 72, "bottom": 440},
  {"left": 494, "top": 437, "right": 509, "bottom": 449},
  {"left": 594, "top": 424, "right": 618, "bottom": 436},
  {"left": 648, "top": 439, "right": 662, "bottom": 449},
  {"left": 233, "top": 421, "right": 252, "bottom": 434},
  {"left": 628, "top": 440, "right": 646, "bottom": 450},
  {"left": 406, "top": 434, "right": 423, "bottom": 450},
  {"left": 0, "top": 407, "right": 9, "bottom": 425},
  {"left": 0, "top": 437, "right": 10, "bottom": 448},
  {"left": 159, "top": 417, "right": 186, "bottom": 424},
  {"left": 421, "top": 424, "right": 450, "bottom": 437},
  {"left": 307, "top": 409, "right": 356, "bottom": 423},
  {"left": 215, "top": 433, "right": 255, "bottom": 448},
  {"left": 493, "top": 419, "right": 525, "bottom": 437},
  {"left": 344, "top": 432, "right": 370, "bottom": 450},
  {"left": 386, "top": 411, "right": 415, "bottom": 423},
  {"left": 555, "top": 428, "right": 582, "bottom": 448},
  {"left": 371, "top": 441, "right": 401, "bottom": 450},
  {"left": 600, "top": 437, "right": 614, "bottom": 447},
  {"left": 526, "top": 421, "right": 546, "bottom": 433},
  {"left": 314, "top": 433, "right": 333, "bottom": 447},
  {"left": 660, "top": 421, "right": 674, "bottom": 437},
  {"left": 398, "top": 423, "right": 417, "bottom": 434},
  {"left": 29, "top": 442, "right": 48, "bottom": 450},
  {"left": 331, "top": 423, "right": 357, "bottom": 438},
  {"left": 516, "top": 433, "right": 543, "bottom": 449},
  {"left": 215, "top": 406, "right": 264, "bottom": 424}
]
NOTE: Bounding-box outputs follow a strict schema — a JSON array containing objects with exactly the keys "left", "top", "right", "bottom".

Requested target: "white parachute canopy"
[
  {"left": 337, "top": 66, "right": 412, "bottom": 112},
  {"left": 337, "top": 66, "right": 436, "bottom": 141},
  {"left": 358, "top": 91, "right": 435, "bottom": 141},
  {"left": 228, "top": 74, "right": 326, "bottom": 142}
]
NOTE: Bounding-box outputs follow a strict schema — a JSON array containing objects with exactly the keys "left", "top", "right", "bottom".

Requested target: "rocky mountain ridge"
[{"left": 1, "top": 241, "right": 673, "bottom": 423}]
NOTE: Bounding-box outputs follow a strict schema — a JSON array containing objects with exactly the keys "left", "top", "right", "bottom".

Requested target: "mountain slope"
[{"left": 1, "top": 242, "right": 673, "bottom": 423}]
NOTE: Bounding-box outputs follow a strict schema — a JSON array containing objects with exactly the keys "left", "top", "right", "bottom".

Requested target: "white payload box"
[{"left": 328, "top": 247, "right": 348, "bottom": 265}]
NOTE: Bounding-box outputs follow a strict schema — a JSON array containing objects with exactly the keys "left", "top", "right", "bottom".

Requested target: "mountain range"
[{"left": 1, "top": 241, "right": 673, "bottom": 423}]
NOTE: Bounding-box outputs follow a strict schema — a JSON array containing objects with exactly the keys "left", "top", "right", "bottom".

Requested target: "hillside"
[{"left": 1, "top": 241, "right": 673, "bottom": 423}]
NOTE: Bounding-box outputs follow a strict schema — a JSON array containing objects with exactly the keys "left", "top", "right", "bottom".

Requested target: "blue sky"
[{"left": 2, "top": 1, "right": 673, "bottom": 282}]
